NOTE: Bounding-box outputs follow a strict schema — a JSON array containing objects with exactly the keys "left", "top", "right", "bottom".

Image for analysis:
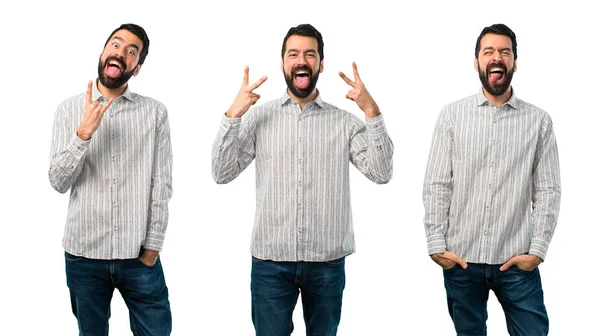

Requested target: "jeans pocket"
[
  {"left": 512, "top": 265, "right": 537, "bottom": 273},
  {"left": 137, "top": 257, "right": 159, "bottom": 269},
  {"left": 325, "top": 256, "right": 346, "bottom": 266},
  {"left": 64, "top": 251, "right": 83, "bottom": 262},
  {"left": 442, "top": 263, "right": 460, "bottom": 272}
]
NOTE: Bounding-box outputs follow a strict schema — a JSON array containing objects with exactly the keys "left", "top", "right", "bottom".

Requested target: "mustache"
[
  {"left": 486, "top": 62, "right": 507, "bottom": 74},
  {"left": 105, "top": 55, "right": 126, "bottom": 70},
  {"left": 292, "top": 64, "right": 313, "bottom": 76}
]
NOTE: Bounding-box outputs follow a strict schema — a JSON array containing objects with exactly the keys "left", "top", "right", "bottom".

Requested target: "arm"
[
  {"left": 48, "top": 104, "right": 89, "bottom": 193},
  {"left": 48, "top": 81, "right": 113, "bottom": 193},
  {"left": 529, "top": 114, "right": 561, "bottom": 260},
  {"left": 212, "top": 66, "right": 265, "bottom": 184},
  {"left": 348, "top": 114, "right": 393, "bottom": 184},
  {"left": 143, "top": 106, "right": 173, "bottom": 253},
  {"left": 340, "top": 62, "right": 393, "bottom": 183},
  {"left": 212, "top": 112, "right": 257, "bottom": 184},
  {"left": 501, "top": 115, "right": 561, "bottom": 272},
  {"left": 423, "top": 109, "right": 453, "bottom": 256}
]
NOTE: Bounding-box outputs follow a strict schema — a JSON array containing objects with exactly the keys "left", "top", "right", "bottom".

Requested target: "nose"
[
  {"left": 492, "top": 50, "right": 503, "bottom": 62},
  {"left": 298, "top": 53, "right": 307, "bottom": 65}
]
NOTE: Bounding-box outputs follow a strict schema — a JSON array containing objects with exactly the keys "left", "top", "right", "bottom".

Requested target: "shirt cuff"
[
  {"left": 219, "top": 114, "right": 242, "bottom": 136},
  {"left": 427, "top": 234, "right": 447, "bottom": 255},
  {"left": 144, "top": 232, "right": 165, "bottom": 252},
  {"left": 528, "top": 238, "right": 549, "bottom": 261},
  {"left": 67, "top": 133, "right": 90, "bottom": 159},
  {"left": 365, "top": 114, "right": 387, "bottom": 137}
]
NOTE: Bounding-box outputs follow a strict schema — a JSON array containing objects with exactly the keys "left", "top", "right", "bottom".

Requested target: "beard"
[
  {"left": 478, "top": 61, "right": 514, "bottom": 96},
  {"left": 284, "top": 64, "right": 319, "bottom": 99},
  {"left": 97, "top": 56, "right": 135, "bottom": 89}
]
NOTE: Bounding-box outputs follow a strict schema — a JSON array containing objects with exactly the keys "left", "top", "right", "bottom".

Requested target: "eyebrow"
[
  {"left": 482, "top": 46, "right": 512, "bottom": 53},
  {"left": 111, "top": 36, "right": 140, "bottom": 51},
  {"left": 287, "top": 48, "right": 317, "bottom": 54}
]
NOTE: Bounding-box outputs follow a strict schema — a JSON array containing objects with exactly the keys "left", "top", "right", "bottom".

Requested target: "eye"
[
  {"left": 127, "top": 49, "right": 136, "bottom": 56},
  {"left": 502, "top": 50, "right": 512, "bottom": 56},
  {"left": 288, "top": 53, "right": 297, "bottom": 58},
  {"left": 307, "top": 53, "right": 316, "bottom": 58},
  {"left": 484, "top": 51, "right": 492, "bottom": 56},
  {"left": 112, "top": 42, "right": 119, "bottom": 48}
]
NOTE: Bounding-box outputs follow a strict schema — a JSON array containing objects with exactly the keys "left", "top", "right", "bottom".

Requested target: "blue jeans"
[
  {"left": 251, "top": 256, "right": 346, "bottom": 336},
  {"left": 65, "top": 251, "right": 172, "bottom": 336},
  {"left": 443, "top": 263, "right": 549, "bottom": 336}
]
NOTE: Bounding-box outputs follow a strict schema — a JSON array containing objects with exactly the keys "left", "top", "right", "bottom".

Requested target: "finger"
[
  {"left": 499, "top": 259, "right": 514, "bottom": 271},
  {"left": 242, "top": 66, "right": 249, "bottom": 86},
  {"left": 339, "top": 71, "right": 356, "bottom": 88},
  {"left": 345, "top": 94, "right": 355, "bottom": 101},
  {"left": 249, "top": 76, "right": 268, "bottom": 91},
  {"left": 86, "top": 80, "right": 93, "bottom": 104},
  {"left": 100, "top": 98, "right": 114, "bottom": 116},
  {"left": 352, "top": 62, "right": 362, "bottom": 83},
  {"left": 456, "top": 257, "right": 468, "bottom": 269}
]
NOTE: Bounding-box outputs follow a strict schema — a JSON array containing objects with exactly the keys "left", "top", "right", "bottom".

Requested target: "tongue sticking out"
[
  {"left": 106, "top": 65, "right": 122, "bottom": 79},
  {"left": 489, "top": 72, "right": 503, "bottom": 84},
  {"left": 294, "top": 75, "right": 309, "bottom": 90}
]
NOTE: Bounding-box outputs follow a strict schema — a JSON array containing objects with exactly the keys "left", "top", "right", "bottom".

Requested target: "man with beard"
[
  {"left": 212, "top": 24, "right": 393, "bottom": 335},
  {"left": 423, "top": 23, "right": 560, "bottom": 335},
  {"left": 49, "top": 23, "right": 172, "bottom": 335}
]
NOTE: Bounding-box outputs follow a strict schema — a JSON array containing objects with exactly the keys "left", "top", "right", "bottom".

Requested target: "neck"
[
  {"left": 97, "top": 79, "right": 128, "bottom": 99},
  {"left": 288, "top": 88, "right": 318, "bottom": 110},
  {"left": 483, "top": 86, "right": 512, "bottom": 107}
]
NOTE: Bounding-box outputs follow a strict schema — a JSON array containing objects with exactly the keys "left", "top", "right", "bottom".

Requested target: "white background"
[{"left": 1, "top": 0, "right": 598, "bottom": 335}]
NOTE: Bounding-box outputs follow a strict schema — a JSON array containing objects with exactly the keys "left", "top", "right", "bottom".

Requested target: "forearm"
[
  {"left": 48, "top": 133, "right": 89, "bottom": 193},
  {"left": 212, "top": 115, "right": 254, "bottom": 184},
  {"left": 350, "top": 114, "right": 394, "bottom": 184}
]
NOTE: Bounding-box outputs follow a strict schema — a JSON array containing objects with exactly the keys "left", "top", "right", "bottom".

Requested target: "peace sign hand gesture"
[
  {"left": 226, "top": 66, "right": 268, "bottom": 119},
  {"left": 339, "top": 62, "right": 380, "bottom": 118}
]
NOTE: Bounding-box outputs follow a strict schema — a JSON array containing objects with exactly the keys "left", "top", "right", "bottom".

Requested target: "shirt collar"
[
  {"left": 476, "top": 87, "right": 520, "bottom": 109},
  {"left": 279, "top": 89, "right": 325, "bottom": 108},
  {"left": 92, "top": 79, "right": 135, "bottom": 102}
]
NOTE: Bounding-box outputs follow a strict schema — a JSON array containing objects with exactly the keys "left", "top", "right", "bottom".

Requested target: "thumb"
[{"left": 499, "top": 259, "right": 514, "bottom": 272}]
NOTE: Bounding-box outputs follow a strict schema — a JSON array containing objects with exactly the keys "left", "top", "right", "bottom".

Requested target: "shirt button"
[{"left": 488, "top": 184, "right": 492, "bottom": 189}]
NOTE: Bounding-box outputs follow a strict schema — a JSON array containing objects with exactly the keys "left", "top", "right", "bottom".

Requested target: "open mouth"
[
  {"left": 105, "top": 58, "right": 124, "bottom": 79},
  {"left": 488, "top": 66, "right": 505, "bottom": 84},
  {"left": 293, "top": 69, "right": 310, "bottom": 90}
]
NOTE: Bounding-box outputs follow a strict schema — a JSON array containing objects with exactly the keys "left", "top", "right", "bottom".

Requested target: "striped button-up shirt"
[
  {"left": 212, "top": 92, "right": 393, "bottom": 262},
  {"left": 49, "top": 80, "right": 173, "bottom": 259},
  {"left": 423, "top": 89, "right": 561, "bottom": 264}
]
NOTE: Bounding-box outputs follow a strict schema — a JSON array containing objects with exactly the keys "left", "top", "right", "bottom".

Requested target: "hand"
[
  {"left": 499, "top": 254, "right": 542, "bottom": 272},
  {"left": 431, "top": 251, "right": 468, "bottom": 270},
  {"left": 139, "top": 249, "right": 159, "bottom": 267},
  {"left": 339, "top": 62, "right": 380, "bottom": 118},
  {"left": 226, "top": 66, "right": 267, "bottom": 118},
  {"left": 77, "top": 81, "right": 114, "bottom": 141}
]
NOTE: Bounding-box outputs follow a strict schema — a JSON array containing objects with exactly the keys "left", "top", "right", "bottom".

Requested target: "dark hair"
[
  {"left": 104, "top": 23, "right": 150, "bottom": 64},
  {"left": 475, "top": 23, "right": 517, "bottom": 60},
  {"left": 281, "top": 24, "right": 324, "bottom": 60}
]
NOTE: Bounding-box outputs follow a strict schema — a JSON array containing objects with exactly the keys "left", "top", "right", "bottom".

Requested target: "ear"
[
  {"left": 133, "top": 63, "right": 142, "bottom": 77},
  {"left": 281, "top": 59, "right": 283, "bottom": 72},
  {"left": 513, "top": 60, "right": 517, "bottom": 73},
  {"left": 473, "top": 57, "right": 479, "bottom": 72},
  {"left": 319, "top": 60, "right": 324, "bottom": 73}
]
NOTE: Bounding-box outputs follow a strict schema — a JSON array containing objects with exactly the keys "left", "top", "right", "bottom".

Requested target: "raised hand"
[
  {"left": 339, "top": 62, "right": 380, "bottom": 118},
  {"left": 77, "top": 81, "right": 114, "bottom": 141},
  {"left": 226, "top": 66, "right": 267, "bottom": 118},
  {"left": 431, "top": 251, "right": 468, "bottom": 270}
]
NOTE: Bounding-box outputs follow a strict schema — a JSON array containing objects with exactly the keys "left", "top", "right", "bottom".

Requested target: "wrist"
[
  {"left": 76, "top": 128, "right": 92, "bottom": 141},
  {"left": 364, "top": 108, "right": 381, "bottom": 118}
]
